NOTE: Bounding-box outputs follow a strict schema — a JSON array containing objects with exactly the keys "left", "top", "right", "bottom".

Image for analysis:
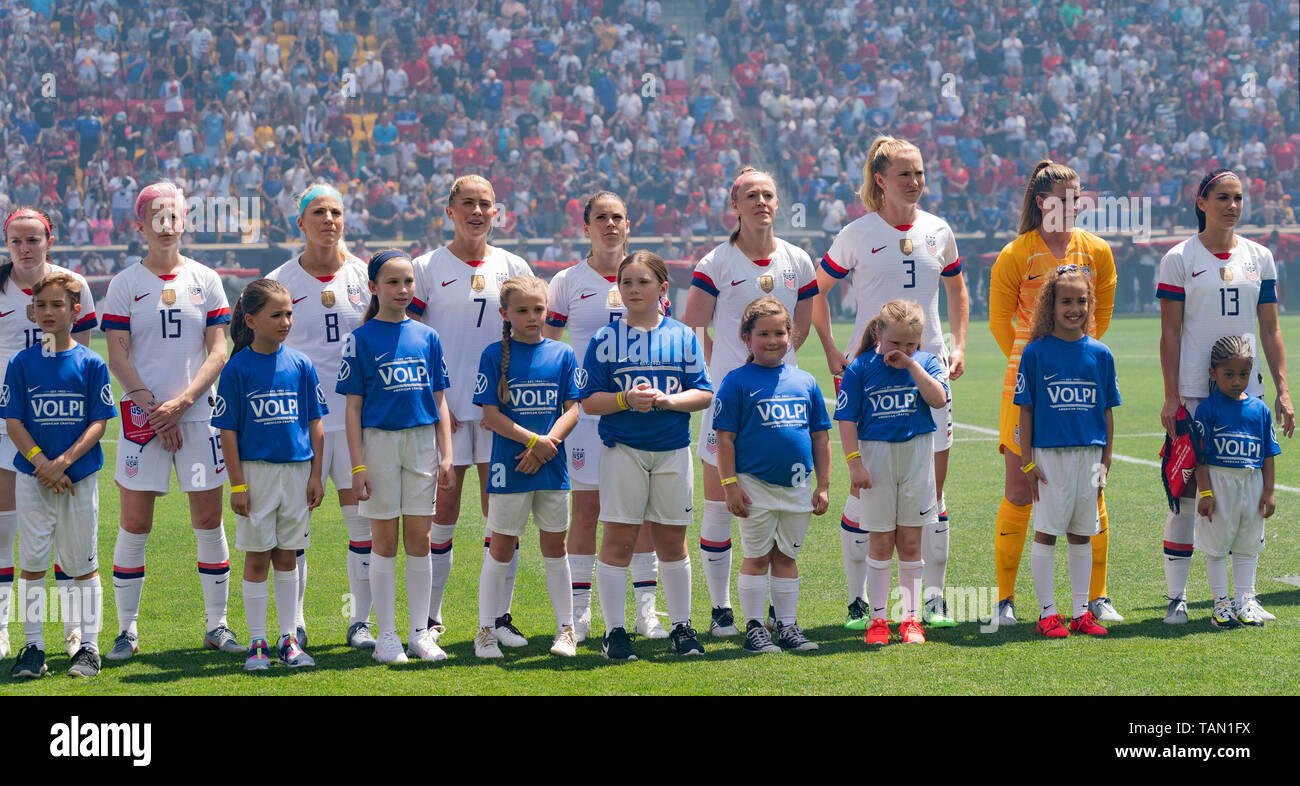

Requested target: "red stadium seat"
[
  {"left": 667, "top": 79, "right": 688, "bottom": 97},
  {"left": 514, "top": 80, "right": 532, "bottom": 97}
]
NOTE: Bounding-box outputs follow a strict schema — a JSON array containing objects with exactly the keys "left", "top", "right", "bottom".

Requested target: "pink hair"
[{"left": 134, "top": 182, "right": 187, "bottom": 222}]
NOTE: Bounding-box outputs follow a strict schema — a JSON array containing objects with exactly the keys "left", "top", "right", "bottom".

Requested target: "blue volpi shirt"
[
  {"left": 579, "top": 316, "right": 713, "bottom": 451},
  {"left": 473, "top": 338, "right": 579, "bottom": 493},
  {"left": 335, "top": 318, "right": 450, "bottom": 431},
  {"left": 834, "top": 349, "right": 947, "bottom": 443},
  {"left": 1192, "top": 389, "right": 1281, "bottom": 470},
  {"left": 713, "top": 362, "right": 831, "bottom": 488},
  {"left": 1, "top": 343, "right": 116, "bottom": 482},
  {"left": 1013, "top": 334, "right": 1121, "bottom": 448},
  {"left": 213, "top": 345, "right": 325, "bottom": 463}
]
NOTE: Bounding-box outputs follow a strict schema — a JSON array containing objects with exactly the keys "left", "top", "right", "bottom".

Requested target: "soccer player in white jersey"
[
  {"left": 100, "top": 183, "right": 236, "bottom": 661},
  {"left": 543, "top": 191, "right": 667, "bottom": 642},
  {"left": 408, "top": 175, "right": 534, "bottom": 643},
  {"left": 811, "top": 137, "right": 970, "bottom": 629},
  {"left": 1157, "top": 169, "right": 1293, "bottom": 624},
  {"left": 266, "top": 184, "right": 374, "bottom": 649},
  {"left": 0, "top": 209, "right": 98, "bottom": 661},
  {"left": 681, "top": 168, "right": 817, "bottom": 637}
]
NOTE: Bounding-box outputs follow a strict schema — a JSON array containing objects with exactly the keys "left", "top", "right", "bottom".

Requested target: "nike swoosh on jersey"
[
  {"left": 0, "top": 311, "right": 12, "bottom": 318},
  {"left": 442, "top": 279, "right": 457, "bottom": 287},
  {"left": 1027, "top": 274, "right": 1043, "bottom": 280},
  {"left": 134, "top": 293, "right": 151, "bottom": 301},
  {"left": 293, "top": 296, "right": 307, "bottom": 304},
  {"left": 26, "top": 386, "right": 40, "bottom": 392},
  {"left": 1044, "top": 373, "right": 1059, "bottom": 380},
  {"left": 1192, "top": 269, "right": 1206, "bottom": 277},
  {"left": 731, "top": 280, "right": 745, "bottom": 286},
  {"left": 215, "top": 466, "right": 225, "bottom": 474},
  {"left": 580, "top": 292, "right": 598, "bottom": 299},
  {"left": 748, "top": 390, "right": 761, "bottom": 397}
]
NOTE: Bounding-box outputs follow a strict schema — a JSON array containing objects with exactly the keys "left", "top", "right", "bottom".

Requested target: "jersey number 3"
[{"left": 902, "top": 259, "right": 915, "bottom": 289}]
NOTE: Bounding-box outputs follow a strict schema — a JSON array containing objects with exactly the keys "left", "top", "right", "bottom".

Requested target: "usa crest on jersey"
[
  {"left": 348, "top": 284, "right": 364, "bottom": 305},
  {"left": 189, "top": 286, "right": 203, "bottom": 304},
  {"left": 783, "top": 269, "right": 797, "bottom": 290}
]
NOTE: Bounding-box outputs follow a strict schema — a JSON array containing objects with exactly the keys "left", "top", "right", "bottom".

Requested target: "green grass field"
[{"left": 3, "top": 315, "right": 1299, "bottom": 696}]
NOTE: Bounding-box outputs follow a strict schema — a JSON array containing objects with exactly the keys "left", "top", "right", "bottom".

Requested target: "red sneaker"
[
  {"left": 864, "top": 618, "right": 893, "bottom": 645},
  {"left": 1069, "top": 610, "right": 1109, "bottom": 635},
  {"left": 898, "top": 616, "right": 926, "bottom": 644},
  {"left": 1036, "top": 614, "right": 1070, "bottom": 638}
]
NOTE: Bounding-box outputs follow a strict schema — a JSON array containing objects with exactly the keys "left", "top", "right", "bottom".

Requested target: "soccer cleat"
[
  {"left": 550, "top": 625, "right": 578, "bottom": 657},
  {"left": 279, "top": 634, "right": 316, "bottom": 667},
  {"left": 204, "top": 625, "right": 244, "bottom": 654},
  {"left": 296, "top": 625, "right": 309, "bottom": 649},
  {"left": 766, "top": 604, "right": 777, "bottom": 632},
  {"left": 573, "top": 607, "right": 592, "bottom": 643},
  {"left": 1237, "top": 594, "right": 1274, "bottom": 623},
  {"left": 1211, "top": 600, "right": 1242, "bottom": 629},
  {"left": 923, "top": 596, "right": 957, "bottom": 627},
  {"left": 0, "top": 629, "right": 9, "bottom": 659},
  {"left": 844, "top": 597, "right": 870, "bottom": 630},
  {"left": 1036, "top": 614, "right": 1070, "bottom": 638},
  {"left": 774, "top": 620, "right": 819, "bottom": 651},
  {"left": 406, "top": 629, "right": 447, "bottom": 661},
  {"left": 106, "top": 631, "right": 138, "bottom": 661},
  {"left": 742, "top": 619, "right": 781, "bottom": 654},
  {"left": 493, "top": 613, "right": 528, "bottom": 648},
  {"left": 898, "top": 616, "right": 926, "bottom": 644},
  {"left": 64, "top": 629, "right": 82, "bottom": 658},
  {"left": 864, "top": 618, "right": 893, "bottom": 645},
  {"left": 372, "top": 631, "right": 409, "bottom": 663},
  {"left": 601, "top": 626, "right": 637, "bottom": 661},
  {"left": 1069, "top": 610, "right": 1109, "bottom": 635},
  {"left": 709, "top": 606, "right": 739, "bottom": 637},
  {"left": 244, "top": 639, "right": 272, "bottom": 671},
  {"left": 474, "top": 626, "right": 503, "bottom": 659},
  {"left": 995, "top": 598, "right": 1017, "bottom": 627},
  {"left": 11, "top": 644, "right": 47, "bottom": 678},
  {"left": 1163, "top": 596, "right": 1189, "bottom": 625},
  {"left": 669, "top": 622, "right": 705, "bottom": 656},
  {"left": 635, "top": 610, "right": 669, "bottom": 639},
  {"left": 1088, "top": 596, "right": 1124, "bottom": 623},
  {"left": 347, "top": 621, "right": 377, "bottom": 649},
  {"left": 67, "top": 646, "right": 101, "bottom": 678}
]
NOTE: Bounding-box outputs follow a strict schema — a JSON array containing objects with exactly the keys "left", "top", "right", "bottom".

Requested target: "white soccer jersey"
[
  {"left": 690, "top": 238, "right": 817, "bottom": 381},
  {"left": 821, "top": 211, "right": 961, "bottom": 358},
  {"left": 266, "top": 253, "right": 370, "bottom": 433},
  {"left": 100, "top": 258, "right": 231, "bottom": 423},
  {"left": 0, "top": 264, "right": 98, "bottom": 370},
  {"left": 409, "top": 245, "right": 533, "bottom": 421},
  {"left": 1156, "top": 235, "right": 1277, "bottom": 400}
]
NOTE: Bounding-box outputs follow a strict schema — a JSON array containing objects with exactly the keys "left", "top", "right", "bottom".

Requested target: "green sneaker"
[
  {"left": 924, "top": 597, "right": 957, "bottom": 628},
  {"left": 844, "top": 597, "right": 870, "bottom": 630}
]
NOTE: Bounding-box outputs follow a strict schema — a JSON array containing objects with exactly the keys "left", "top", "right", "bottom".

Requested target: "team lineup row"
[{"left": 0, "top": 139, "right": 1292, "bottom": 677}]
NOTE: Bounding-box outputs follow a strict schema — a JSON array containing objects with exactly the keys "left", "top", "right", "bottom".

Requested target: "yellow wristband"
[
  {"left": 1021, "top": 462, "right": 1036, "bottom": 473},
  {"left": 617, "top": 391, "right": 629, "bottom": 410},
  {"left": 845, "top": 451, "right": 861, "bottom": 462},
  {"left": 720, "top": 476, "right": 739, "bottom": 486},
  {"left": 230, "top": 484, "right": 248, "bottom": 494},
  {"left": 1199, "top": 489, "right": 1214, "bottom": 498},
  {"left": 23, "top": 446, "right": 42, "bottom": 462},
  {"left": 351, "top": 465, "right": 367, "bottom": 475},
  {"left": 526, "top": 433, "right": 539, "bottom": 450}
]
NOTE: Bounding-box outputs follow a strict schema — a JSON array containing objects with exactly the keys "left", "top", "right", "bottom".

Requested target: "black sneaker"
[
  {"left": 11, "top": 644, "right": 47, "bottom": 679},
  {"left": 67, "top": 646, "right": 102, "bottom": 678},
  {"left": 601, "top": 626, "right": 638, "bottom": 661},
  {"left": 669, "top": 622, "right": 705, "bottom": 656},
  {"left": 709, "top": 606, "right": 739, "bottom": 637},
  {"left": 743, "top": 620, "right": 780, "bottom": 653},
  {"left": 774, "top": 620, "right": 819, "bottom": 651},
  {"left": 845, "top": 597, "right": 870, "bottom": 630}
]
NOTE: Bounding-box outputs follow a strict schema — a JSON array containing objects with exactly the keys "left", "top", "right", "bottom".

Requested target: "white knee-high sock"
[
  {"left": 596, "top": 560, "right": 628, "bottom": 633},
  {"left": 274, "top": 569, "right": 298, "bottom": 640},
  {"left": 54, "top": 563, "right": 77, "bottom": 636},
  {"left": 194, "top": 526, "right": 230, "bottom": 630},
  {"left": 342, "top": 506, "right": 372, "bottom": 626},
  {"left": 427, "top": 523, "right": 455, "bottom": 625},
  {"left": 840, "top": 495, "right": 869, "bottom": 605},
  {"left": 659, "top": 556, "right": 692, "bottom": 629},
  {"left": 485, "top": 532, "right": 519, "bottom": 618},
  {"left": 543, "top": 555, "right": 573, "bottom": 629},
  {"left": 370, "top": 554, "right": 398, "bottom": 637},
  {"left": 112, "top": 528, "right": 149, "bottom": 635},
  {"left": 700, "top": 500, "right": 732, "bottom": 608},
  {"left": 897, "top": 559, "right": 923, "bottom": 620},
  {"left": 1206, "top": 554, "right": 1229, "bottom": 602},
  {"left": 0, "top": 510, "right": 15, "bottom": 632},
  {"left": 1163, "top": 510, "right": 1195, "bottom": 600},
  {"left": 569, "top": 552, "right": 596, "bottom": 619},
  {"left": 867, "top": 557, "right": 892, "bottom": 620},
  {"left": 19, "top": 578, "right": 43, "bottom": 648},
  {"left": 770, "top": 575, "right": 799, "bottom": 626},
  {"left": 479, "top": 555, "right": 509, "bottom": 629},
  {"left": 737, "top": 572, "right": 767, "bottom": 626},
  {"left": 923, "top": 498, "right": 949, "bottom": 602},
  {"left": 1232, "top": 553, "right": 1258, "bottom": 600},
  {"left": 295, "top": 550, "right": 307, "bottom": 629},
  {"left": 1031, "top": 541, "right": 1056, "bottom": 619},
  {"left": 75, "top": 577, "right": 102, "bottom": 652},
  {"left": 406, "top": 554, "right": 432, "bottom": 639},
  {"left": 1068, "top": 542, "right": 1091, "bottom": 618},
  {"left": 244, "top": 579, "right": 269, "bottom": 642},
  {"left": 630, "top": 550, "right": 659, "bottom": 620}
]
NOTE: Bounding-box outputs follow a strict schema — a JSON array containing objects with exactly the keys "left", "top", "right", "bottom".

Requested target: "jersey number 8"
[{"left": 325, "top": 312, "right": 339, "bottom": 343}]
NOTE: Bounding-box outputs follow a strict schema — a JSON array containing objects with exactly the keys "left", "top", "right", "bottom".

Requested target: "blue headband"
[
  {"left": 368, "top": 249, "right": 410, "bottom": 280},
  {"left": 298, "top": 185, "right": 343, "bottom": 216}
]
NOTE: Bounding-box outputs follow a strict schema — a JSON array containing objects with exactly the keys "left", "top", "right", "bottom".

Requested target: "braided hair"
[
  {"left": 1208, "top": 334, "right": 1255, "bottom": 395},
  {"left": 496, "top": 275, "right": 550, "bottom": 405}
]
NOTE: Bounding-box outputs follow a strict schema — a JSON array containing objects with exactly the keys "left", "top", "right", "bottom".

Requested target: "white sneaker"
[
  {"left": 996, "top": 598, "right": 1017, "bottom": 627},
  {"left": 372, "top": 631, "right": 409, "bottom": 664},
  {"left": 1163, "top": 596, "right": 1189, "bottom": 625},
  {"left": 550, "top": 625, "right": 578, "bottom": 657},
  {"left": 493, "top": 613, "right": 528, "bottom": 648},
  {"left": 1238, "top": 593, "right": 1275, "bottom": 622},
  {"left": 635, "top": 611, "right": 669, "bottom": 639},
  {"left": 64, "top": 628, "right": 82, "bottom": 658},
  {"left": 573, "top": 608, "right": 591, "bottom": 643},
  {"left": 474, "top": 626, "right": 503, "bottom": 659},
  {"left": 1088, "top": 596, "right": 1124, "bottom": 623},
  {"left": 406, "top": 629, "right": 448, "bottom": 661}
]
